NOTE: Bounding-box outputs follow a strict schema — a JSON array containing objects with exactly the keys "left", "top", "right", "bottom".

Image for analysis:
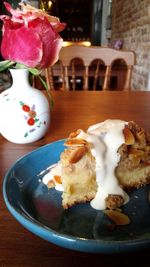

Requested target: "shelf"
[{"left": 56, "top": 0, "right": 92, "bottom": 42}]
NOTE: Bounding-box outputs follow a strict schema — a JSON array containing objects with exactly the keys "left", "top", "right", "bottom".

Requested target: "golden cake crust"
[{"left": 116, "top": 121, "right": 150, "bottom": 190}]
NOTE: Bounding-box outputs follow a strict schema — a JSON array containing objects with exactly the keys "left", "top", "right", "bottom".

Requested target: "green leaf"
[
  {"left": 15, "top": 64, "right": 40, "bottom": 77},
  {"left": 15, "top": 63, "right": 28, "bottom": 69},
  {"left": 19, "top": 101, "right": 24, "bottom": 106},
  {"left": 24, "top": 132, "right": 28, "bottom": 137},
  {"left": 28, "top": 68, "right": 41, "bottom": 76},
  {"left": 39, "top": 75, "right": 48, "bottom": 89},
  {"left": 38, "top": 75, "right": 54, "bottom": 109},
  {"left": 0, "top": 60, "right": 15, "bottom": 72}
]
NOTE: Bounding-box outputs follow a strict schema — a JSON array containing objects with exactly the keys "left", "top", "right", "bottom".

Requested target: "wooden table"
[{"left": 1, "top": 91, "right": 150, "bottom": 266}]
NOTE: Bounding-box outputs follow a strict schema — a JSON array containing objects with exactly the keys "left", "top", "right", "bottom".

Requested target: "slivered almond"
[
  {"left": 54, "top": 175, "right": 62, "bottom": 184},
  {"left": 129, "top": 148, "right": 144, "bottom": 156},
  {"left": 69, "top": 129, "right": 82, "bottom": 138},
  {"left": 65, "top": 138, "right": 87, "bottom": 147},
  {"left": 69, "top": 146, "right": 87, "bottom": 163},
  {"left": 123, "top": 127, "right": 135, "bottom": 145},
  {"left": 104, "top": 210, "right": 130, "bottom": 225},
  {"left": 47, "top": 179, "right": 55, "bottom": 189},
  {"left": 128, "top": 154, "right": 141, "bottom": 166}
]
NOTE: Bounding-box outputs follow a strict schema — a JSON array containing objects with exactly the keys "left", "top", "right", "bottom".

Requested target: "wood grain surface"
[{"left": 1, "top": 91, "right": 150, "bottom": 266}]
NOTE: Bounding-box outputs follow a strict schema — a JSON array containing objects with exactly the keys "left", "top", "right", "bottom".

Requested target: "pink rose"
[{"left": 0, "top": 2, "right": 66, "bottom": 69}]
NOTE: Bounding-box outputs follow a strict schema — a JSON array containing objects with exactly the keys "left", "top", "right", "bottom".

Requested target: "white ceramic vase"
[{"left": 0, "top": 69, "right": 50, "bottom": 144}]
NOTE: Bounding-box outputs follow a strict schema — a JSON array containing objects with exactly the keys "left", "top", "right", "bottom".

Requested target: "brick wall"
[{"left": 111, "top": 0, "right": 150, "bottom": 90}]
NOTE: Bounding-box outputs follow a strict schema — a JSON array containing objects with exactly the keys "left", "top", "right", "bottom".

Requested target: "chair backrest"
[{"left": 45, "top": 45, "right": 136, "bottom": 91}]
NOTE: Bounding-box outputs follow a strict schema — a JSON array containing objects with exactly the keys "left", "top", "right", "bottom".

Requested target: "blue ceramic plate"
[{"left": 3, "top": 139, "right": 150, "bottom": 253}]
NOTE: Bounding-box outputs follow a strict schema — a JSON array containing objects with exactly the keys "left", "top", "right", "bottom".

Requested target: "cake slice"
[
  {"left": 116, "top": 121, "right": 150, "bottom": 190},
  {"left": 43, "top": 120, "right": 150, "bottom": 210},
  {"left": 60, "top": 138, "right": 97, "bottom": 209}
]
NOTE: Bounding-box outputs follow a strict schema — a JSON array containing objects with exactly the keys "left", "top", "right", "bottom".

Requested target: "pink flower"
[{"left": 0, "top": 2, "right": 66, "bottom": 69}]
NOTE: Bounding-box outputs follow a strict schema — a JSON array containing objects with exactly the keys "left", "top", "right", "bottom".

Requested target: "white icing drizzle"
[{"left": 87, "top": 119, "right": 129, "bottom": 210}]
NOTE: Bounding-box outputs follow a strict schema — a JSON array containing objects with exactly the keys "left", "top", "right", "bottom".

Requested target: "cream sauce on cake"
[{"left": 87, "top": 119, "right": 129, "bottom": 210}]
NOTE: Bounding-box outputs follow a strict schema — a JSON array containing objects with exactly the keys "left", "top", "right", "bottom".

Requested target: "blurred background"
[{"left": 0, "top": 0, "right": 150, "bottom": 91}]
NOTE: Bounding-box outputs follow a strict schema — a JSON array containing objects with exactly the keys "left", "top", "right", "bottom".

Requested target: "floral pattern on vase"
[{"left": 0, "top": 69, "right": 50, "bottom": 144}]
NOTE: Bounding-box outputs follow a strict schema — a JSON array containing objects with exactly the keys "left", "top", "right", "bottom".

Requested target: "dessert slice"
[
  {"left": 43, "top": 120, "right": 150, "bottom": 210},
  {"left": 116, "top": 121, "right": 150, "bottom": 189},
  {"left": 60, "top": 137, "right": 97, "bottom": 209}
]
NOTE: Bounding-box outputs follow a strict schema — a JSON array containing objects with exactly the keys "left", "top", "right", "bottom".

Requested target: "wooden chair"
[{"left": 45, "top": 45, "right": 136, "bottom": 91}]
